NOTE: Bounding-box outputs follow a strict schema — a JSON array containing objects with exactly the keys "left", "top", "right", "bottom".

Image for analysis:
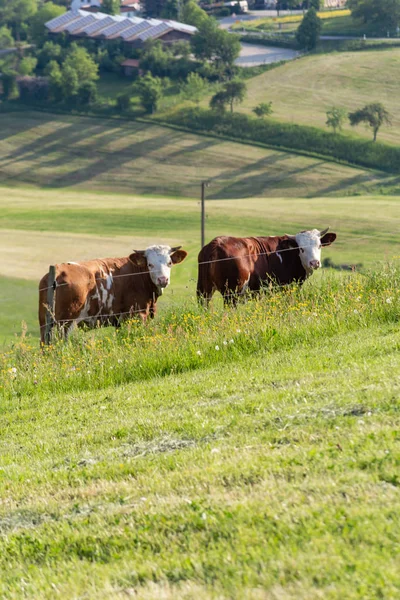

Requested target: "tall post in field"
[
  {"left": 45, "top": 265, "right": 56, "bottom": 346},
  {"left": 200, "top": 181, "right": 210, "bottom": 249}
]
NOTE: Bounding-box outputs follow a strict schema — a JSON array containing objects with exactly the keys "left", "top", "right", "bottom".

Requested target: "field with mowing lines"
[
  {"left": 0, "top": 110, "right": 395, "bottom": 199},
  {"left": 241, "top": 49, "right": 400, "bottom": 145},
  {"left": 1, "top": 187, "right": 400, "bottom": 344}
]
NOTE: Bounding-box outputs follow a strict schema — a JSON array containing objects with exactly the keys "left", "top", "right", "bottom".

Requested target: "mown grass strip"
[{"left": 157, "top": 108, "right": 400, "bottom": 174}]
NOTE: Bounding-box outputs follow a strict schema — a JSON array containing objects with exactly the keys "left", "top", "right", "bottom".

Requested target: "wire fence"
[{"left": 0, "top": 231, "right": 398, "bottom": 344}]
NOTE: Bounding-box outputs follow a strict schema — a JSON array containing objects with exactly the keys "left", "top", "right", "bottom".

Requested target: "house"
[
  {"left": 46, "top": 10, "right": 197, "bottom": 47},
  {"left": 120, "top": 58, "right": 143, "bottom": 76}
]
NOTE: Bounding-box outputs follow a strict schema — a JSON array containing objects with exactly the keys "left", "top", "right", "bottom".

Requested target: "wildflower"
[
  {"left": 353, "top": 309, "right": 359, "bottom": 314},
  {"left": 229, "top": 339, "right": 234, "bottom": 344},
  {"left": 236, "top": 329, "right": 241, "bottom": 333},
  {"left": 215, "top": 345, "right": 220, "bottom": 351},
  {"left": 223, "top": 341, "right": 228, "bottom": 346},
  {"left": 10, "top": 367, "right": 17, "bottom": 374},
  {"left": 196, "top": 350, "right": 202, "bottom": 356},
  {"left": 386, "top": 298, "right": 393, "bottom": 304},
  {"left": 118, "top": 359, "right": 123, "bottom": 364}
]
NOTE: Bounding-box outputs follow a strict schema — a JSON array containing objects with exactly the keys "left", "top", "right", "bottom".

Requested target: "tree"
[
  {"left": 63, "top": 44, "right": 99, "bottom": 86},
  {"left": 181, "top": 0, "right": 209, "bottom": 28},
  {"left": 143, "top": 0, "right": 163, "bottom": 18},
  {"left": 209, "top": 80, "right": 246, "bottom": 113},
  {"left": 347, "top": 0, "right": 400, "bottom": 32},
  {"left": 209, "top": 90, "right": 228, "bottom": 113},
  {"left": 18, "top": 56, "right": 37, "bottom": 76},
  {"left": 30, "top": 2, "right": 65, "bottom": 45},
  {"left": 325, "top": 107, "right": 347, "bottom": 134},
  {"left": 349, "top": 102, "right": 392, "bottom": 141},
  {"left": 253, "top": 102, "right": 273, "bottom": 118},
  {"left": 296, "top": 7, "right": 322, "bottom": 50},
  {"left": 102, "top": 0, "right": 120, "bottom": 15},
  {"left": 0, "top": 0, "right": 38, "bottom": 41},
  {"left": 0, "top": 26, "right": 14, "bottom": 50},
  {"left": 136, "top": 73, "right": 163, "bottom": 113},
  {"left": 180, "top": 72, "right": 207, "bottom": 104},
  {"left": 192, "top": 21, "right": 241, "bottom": 79},
  {"left": 223, "top": 80, "right": 246, "bottom": 113},
  {"left": 309, "top": 0, "right": 321, "bottom": 9}
]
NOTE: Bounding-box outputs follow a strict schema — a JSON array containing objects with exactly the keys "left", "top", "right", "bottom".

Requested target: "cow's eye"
[
  {"left": 300, "top": 248, "right": 305, "bottom": 253},
  {"left": 168, "top": 261, "right": 172, "bottom": 267},
  {"left": 148, "top": 263, "right": 154, "bottom": 268}
]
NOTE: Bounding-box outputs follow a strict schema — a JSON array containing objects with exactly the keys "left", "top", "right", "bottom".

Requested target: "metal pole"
[
  {"left": 45, "top": 265, "right": 56, "bottom": 345},
  {"left": 201, "top": 181, "right": 205, "bottom": 249}
]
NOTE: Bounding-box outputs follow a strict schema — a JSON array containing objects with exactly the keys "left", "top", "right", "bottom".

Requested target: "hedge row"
[{"left": 161, "top": 108, "right": 400, "bottom": 174}]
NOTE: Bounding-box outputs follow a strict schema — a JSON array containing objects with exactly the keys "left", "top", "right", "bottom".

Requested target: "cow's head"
[
  {"left": 129, "top": 245, "right": 188, "bottom": 291},
  {"left": 283, "top": 228, "right": 337, "bottom": 274}
]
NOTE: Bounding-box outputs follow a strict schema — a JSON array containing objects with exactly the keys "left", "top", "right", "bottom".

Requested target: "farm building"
[{"left": 45, "top": 10, "right": 197, "bottom": 47}]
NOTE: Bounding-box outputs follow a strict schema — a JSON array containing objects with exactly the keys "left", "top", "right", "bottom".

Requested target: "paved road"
[{"left": 236, "top": 41, "right": 300, "bottom": 66}]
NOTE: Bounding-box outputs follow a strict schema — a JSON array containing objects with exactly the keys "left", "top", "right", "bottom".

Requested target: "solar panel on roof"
[
  {"left": 45, "top": 10, "right": 82, "bottom": 31},
  {"left": 138, "top": 22, "right": 171, "bottom": 41},
  {"left": 98, "top": 17, "right": 133, "bottom": 37},
  {"left": 66, "top": 15, "right": 99, "bottom": 33},
  {"left": 82, "top": 15, "right": 114, "bottom": 35},
  {"left": 120, "top": 21, "right": 152, "bottom": 40}
]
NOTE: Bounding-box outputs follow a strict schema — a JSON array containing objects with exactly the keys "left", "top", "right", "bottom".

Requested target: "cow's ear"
[
  {"left": 279, "top": 238, "right": 298, "bottom": 250},
  {"left": 170, "top": 249, "right": 188, "bottom": 265},
  {"left": 129, "top": 252, "right": 147, "bottom": 268},
  {"left": 321, "top": 232, "right": 337, "bottom": 246}
]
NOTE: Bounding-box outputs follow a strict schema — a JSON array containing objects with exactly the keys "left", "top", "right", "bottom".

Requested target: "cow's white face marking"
[
  {"left": 144, "top": 245, "right": 174, "bottom": 290},
  {"left": 295, "top": 230, "right": 323, "bottom": 274}
]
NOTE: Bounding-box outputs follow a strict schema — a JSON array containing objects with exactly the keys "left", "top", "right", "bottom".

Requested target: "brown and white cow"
[
  {"left": 197, "top": 228, "right": 336, "bottom": 305},
  {"left": 39, "top": 245, "right": 187, "bottom": 342}
]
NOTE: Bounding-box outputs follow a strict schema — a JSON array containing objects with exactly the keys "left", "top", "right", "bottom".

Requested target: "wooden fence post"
[{"left": 45, "top": 265, "right": 56, "bottom": 346}]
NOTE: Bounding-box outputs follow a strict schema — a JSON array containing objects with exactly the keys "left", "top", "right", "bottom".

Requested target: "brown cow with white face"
[
  {"left": 39, "top": 244, "right": 187, "bottom": 342},
  {"left": 197, "top": 228, "right": 336, "bottom": 306}
]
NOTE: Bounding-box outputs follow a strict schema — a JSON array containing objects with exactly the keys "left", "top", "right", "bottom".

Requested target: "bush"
[
  {"left": 17, "top": 76, "right": 49, "bottom": 104},
  {"left": 77, "top": 81, "right": 98, "bottom": 106},
  {"left": 116, "top": 91, "right": 132, "bottom": 112},
  {"left": 161, "top": 107, "right": 400, "bottom": 174},
  {"left": 1, "top": 70, "right": 18, "bottom": 100}
]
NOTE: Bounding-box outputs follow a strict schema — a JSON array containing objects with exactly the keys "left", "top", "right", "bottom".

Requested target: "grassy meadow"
[
  {"left": 0, "top": 72, "right": 400, "bottom": 594},
  {"left": 239, "top": 49, "right": 400, "bottom": 145},
  {"left": 1, "top": 110, "right": 394, "bottom": 199},
  {"left": 1, "top": 267, "right": 400, "bottom": 598},
  {"left": 1, "top": 184, "right": 400, "bottom": 344}
]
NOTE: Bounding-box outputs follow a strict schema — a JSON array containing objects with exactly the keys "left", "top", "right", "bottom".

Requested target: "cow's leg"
[{"left": 197, "top": 288, "right": 214, "bottom": 308}]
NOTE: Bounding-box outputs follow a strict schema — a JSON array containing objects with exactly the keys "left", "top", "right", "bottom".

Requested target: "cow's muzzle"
[
  {"left": 157, "top": 276, "right": 169, "bottom": 288},
  {"left": 309, "top": 260, "right": 320, "bottom": 270}
]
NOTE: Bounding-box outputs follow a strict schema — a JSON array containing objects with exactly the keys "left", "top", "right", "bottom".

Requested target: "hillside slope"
[
  {"left": 0, "top": 111, "right": 393, "bottom": 199},
  {"left": 241, "top": 49, "right": 400, "bottom": 145},
  {"left": 1, "top": 273, "right": 400, "bottom": 598}
]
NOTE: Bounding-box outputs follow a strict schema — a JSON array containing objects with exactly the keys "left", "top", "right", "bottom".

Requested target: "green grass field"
[
  {"left": 1, "top": 110, "right": 393, "bottom": 199},
  {"left": 1, "top": 98, "right": 400, "bottom": 597},
  {"left": 1, "top": 268, "right": 400, "bottom": 598},
  {"left": 240, "top": 49, "right": 400, "bottom": 145},
  {"left": 1, "top": 185, "right": 400, "bottom": 344}
]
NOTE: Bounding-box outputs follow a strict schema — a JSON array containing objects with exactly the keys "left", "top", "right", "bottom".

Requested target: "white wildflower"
[
  {"left": 223, "top": 340, "right": 228, "bottom": 346},
  {"left": 229, "top": 339, "right": 234, "bottom": 344},
  {"left": 196, "top": 350, "right": 202, "bottom": 356},
  {"left": 215, "top": 345, "right": 220, "bottom": 351},
  {"left": 386, "top": 297, "right": 393, "bottom": 304},
  {"left": 353, "top": 309, "right": 359, "bottom": 314}
]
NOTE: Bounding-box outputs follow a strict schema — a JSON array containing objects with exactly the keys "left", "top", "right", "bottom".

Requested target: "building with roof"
[{"left": 46, "top": 10, "right": 197, "bottom": 46}]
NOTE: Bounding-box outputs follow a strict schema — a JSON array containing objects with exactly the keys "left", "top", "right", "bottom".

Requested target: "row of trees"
[
  {"left": 348, "top": 0, "right": 400, "bottom": 33},
  {"left": 326, "top": 103, "right": 392, "bottom": 141}
]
